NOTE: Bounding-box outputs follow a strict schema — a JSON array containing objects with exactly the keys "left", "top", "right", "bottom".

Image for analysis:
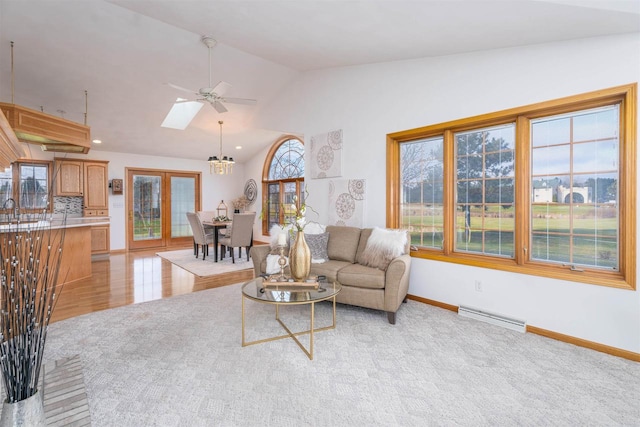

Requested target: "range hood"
[{"left": 0, "top": 103, "right": 91, "bottom": 154}]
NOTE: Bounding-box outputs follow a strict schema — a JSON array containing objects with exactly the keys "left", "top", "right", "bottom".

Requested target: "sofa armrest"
[
  {"left": 250, "top": 244, "right": 271, "bottom": 277},
  {"left": 384, "top": 254, "right": 412, "bottom": 313}
]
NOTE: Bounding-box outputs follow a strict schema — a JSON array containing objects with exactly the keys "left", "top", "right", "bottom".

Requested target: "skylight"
[{"left": 160, "top": 98, "right": 203, "bottom": 130}]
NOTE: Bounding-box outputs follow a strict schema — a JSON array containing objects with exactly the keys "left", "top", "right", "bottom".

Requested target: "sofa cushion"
[
  {"left": 326, "top": 225, "right": 361, "bottom": 263},
  {"left": 310, "top": 259, "right": 351, "bottom": 283},
  {"left": 337, "top": 263, "right": 386, "bottom": 289},
  {"left": 355, "top": 228, "right": 373, "bottom": 262},
  {"left": 358, "top": 227, "right": 408, "bottom": 270}
]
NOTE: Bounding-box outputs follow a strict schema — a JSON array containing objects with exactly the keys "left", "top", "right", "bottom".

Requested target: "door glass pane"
[
  {"left": 133, "top": 175, "right": 162, "bottom": 241},
  {"left": 171, "top": 177, "right": 195, "bottom": 238}
]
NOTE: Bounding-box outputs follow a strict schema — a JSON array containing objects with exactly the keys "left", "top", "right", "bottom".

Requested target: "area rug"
[
  {"left": 155, "top": 248, "right": 253, "bottom": 277},
  {"left": 40, "top": 283, "right": 640, "bottom": 426}
]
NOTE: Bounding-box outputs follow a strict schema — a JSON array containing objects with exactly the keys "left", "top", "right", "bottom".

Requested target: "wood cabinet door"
[
  {"left": 91, "top": 225, "right": 110, "bottom": 254},
  {"left": 84, "top": 162, "right": 108, "bottom": 210},
  {"left": 55, "top": 160, "right": 84, "bottom": 196}
]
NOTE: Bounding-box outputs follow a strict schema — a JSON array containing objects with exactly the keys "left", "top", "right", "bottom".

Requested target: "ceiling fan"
[{"left": 162, "top": 36, "right": 257, "bottom": 129}]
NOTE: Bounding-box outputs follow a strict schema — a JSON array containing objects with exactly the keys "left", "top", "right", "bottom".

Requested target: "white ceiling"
[{"left": 0, "top": 0, "right": 638, "bottom": 163}]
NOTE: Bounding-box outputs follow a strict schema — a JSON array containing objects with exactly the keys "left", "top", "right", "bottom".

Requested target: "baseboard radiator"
[{"left": 458, "top": 305, "right": 526, "bottom": 333}]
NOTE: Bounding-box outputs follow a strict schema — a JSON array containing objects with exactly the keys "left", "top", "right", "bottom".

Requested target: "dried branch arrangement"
[{"left": 0, "top": 210, "right": 66, "bottom": 403}]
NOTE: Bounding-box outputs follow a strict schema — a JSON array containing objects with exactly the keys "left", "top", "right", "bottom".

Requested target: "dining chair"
[
  {"left": 219, "top": 212, "right": 256, "bottom": 263},
  {"left": 186, "top": 212, "right": 215, "bottom": 260}
]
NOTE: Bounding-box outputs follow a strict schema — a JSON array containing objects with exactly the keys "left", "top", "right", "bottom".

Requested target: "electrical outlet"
[{"left": 474, "top": 280, "right": 483, "bottom": 292}]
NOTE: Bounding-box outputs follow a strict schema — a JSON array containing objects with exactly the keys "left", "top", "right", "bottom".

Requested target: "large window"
[
  {"left": 388, "top": 84, "right": 636, "bottom": 290},
  {"left": 262, "top": 136, "right": 305, "bottom": 234}
]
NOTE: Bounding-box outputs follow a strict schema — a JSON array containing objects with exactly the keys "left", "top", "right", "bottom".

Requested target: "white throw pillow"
[
  {"left": 269, "top": 224, "right": 292, "bottom": 252},
  {"left": 360, "top": 227, "right": 407, "bottom": 270},
  {"left": 266, "top": 254, "right": 288, "bottom": 275}
]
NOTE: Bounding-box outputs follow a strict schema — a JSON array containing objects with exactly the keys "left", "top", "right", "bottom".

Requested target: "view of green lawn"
[{"left": 401, "top": 203, "right": 618, "bottom": 268}]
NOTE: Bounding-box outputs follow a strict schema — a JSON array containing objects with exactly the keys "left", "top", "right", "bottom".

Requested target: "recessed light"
[
  {"left": 235, "top": 146, "right": 242, "bottom": 150},
  {"left": 92, "top": 139, "right": 102, "bottom": 144}
]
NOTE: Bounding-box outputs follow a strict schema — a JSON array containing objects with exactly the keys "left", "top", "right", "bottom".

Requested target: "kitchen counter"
[
  {"left": 0, "top": 216, "right": 110, "bottom": 232},
  {"left": 0, "top": 216, "right": 110, "bottom": 285}
]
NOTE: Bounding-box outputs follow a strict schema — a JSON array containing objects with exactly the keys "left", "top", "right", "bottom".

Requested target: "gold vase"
[{"left": 289, "top": 231, "right": 311, "bottom": 281}]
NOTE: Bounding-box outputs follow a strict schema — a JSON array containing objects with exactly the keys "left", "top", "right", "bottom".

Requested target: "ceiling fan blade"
[
  {"left": 211, "top": 81, "right": 232, "bottom": 96},
  {"left": 220, "top": 97, "right": 257, "bottom": 106},
  {"left": 213, "top": 100, "right": 228, "bottom": 114},
  {"left": 168, "top": 83, "right": 198, "bottom": 95}
]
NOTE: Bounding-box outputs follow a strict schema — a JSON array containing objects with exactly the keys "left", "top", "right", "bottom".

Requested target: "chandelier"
[{"left": 208, "top": 120, "right": 234, "bottom": 175}]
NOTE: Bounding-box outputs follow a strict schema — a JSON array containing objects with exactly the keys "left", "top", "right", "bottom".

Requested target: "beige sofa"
[{"left": 250, "top": 225, "right": 411, "bottom": 324}]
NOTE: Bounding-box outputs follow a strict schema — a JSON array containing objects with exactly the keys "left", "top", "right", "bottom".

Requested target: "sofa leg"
[
  {"left": 387, "top": 311, "right": 396, "bottom": 325},
  {"left": 403, "top": 296, "right": 408, "bottom": 303}
]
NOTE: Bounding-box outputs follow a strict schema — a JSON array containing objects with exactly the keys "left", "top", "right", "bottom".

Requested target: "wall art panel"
[
  {"left": 328, "top": 179, "right": 365, "bottom": 227},
  {"left": 310, "top": 129, "right": 342, "bottom": 179}
]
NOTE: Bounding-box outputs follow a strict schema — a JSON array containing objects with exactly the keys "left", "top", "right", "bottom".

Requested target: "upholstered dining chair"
[
  {"left": 219, "top": 212, "right": 256, "bottom": 263},
  {"left": 186, "top": 212, "right": 215, "bottom": 260}
]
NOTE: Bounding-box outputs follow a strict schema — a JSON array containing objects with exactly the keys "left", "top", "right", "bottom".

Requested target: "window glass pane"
[
  {"left": 268, "top": 139, "right": 304, "bottom": 180},
  {"left": 19, "top": 164, "right": 48, "bottom": 210},
  {"left": 573, "top": 107, "right": 618, "bottom": 142},
  {"left": 532, "top": 144, "right": 570, "bottom": 175},
  {"left": 572, "top": 236, "right": 617, "bottom": 269},
  {"left": 455, "top": 124, "right": 515, "bottom": 257},
  {"left": 267, "top": 183, "right": 280, "bottom": 230},
  {"left": 0, "top": 167, "right": 12, "bottom": 208},
  {"left": 531, "top": 203, "right": 571, "bottom": 235},
  {"left": 171, "top": 177, "right": 195, "bottom": 238},
  {"left": 283, "top": 182, "right": 297, "bottom": 226},
  {"left": 573, "top": 140, "right": 618, "bottom": 173},
  {"left": 531, "top": 116, "right": 570, "bottom": 147},
  {"left": 400, "top": 137, "right": 444, "bottom": 249},
  {"left": 530, "top": 105, "right": 619, "bottom": 270}
]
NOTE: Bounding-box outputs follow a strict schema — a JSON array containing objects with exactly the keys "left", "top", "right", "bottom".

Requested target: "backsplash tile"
[{"left": 54, "top": 196, "right": 83, "bottom": 215}]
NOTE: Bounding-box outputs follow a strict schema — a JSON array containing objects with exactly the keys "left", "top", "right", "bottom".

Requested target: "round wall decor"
[{"left": 244, "top": 179, "right": 257, "bottom": 205}]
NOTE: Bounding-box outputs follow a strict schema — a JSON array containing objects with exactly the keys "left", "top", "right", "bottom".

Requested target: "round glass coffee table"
[{"left": 241, "top": 277, "right": 342, "bottom": 360}]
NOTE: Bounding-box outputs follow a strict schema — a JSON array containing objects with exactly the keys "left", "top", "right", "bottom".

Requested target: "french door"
[{"left": 127, "top": 168, "right": 201, "bottom": 250}]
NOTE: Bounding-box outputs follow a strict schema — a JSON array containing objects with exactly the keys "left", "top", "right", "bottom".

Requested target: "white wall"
[{"left": 249, "top": 34, "right": 640, "bottom": 353}]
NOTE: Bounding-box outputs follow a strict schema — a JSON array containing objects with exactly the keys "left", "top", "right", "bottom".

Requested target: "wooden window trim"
[
  {"left": 387, "top": 84, "right": 636, "bottom": 290},
  {"left": 261, "top": 135, "right": 305, "bottom": 235},
  {"left": 13, "top": 158, "right": 53, "bottom": 213}
]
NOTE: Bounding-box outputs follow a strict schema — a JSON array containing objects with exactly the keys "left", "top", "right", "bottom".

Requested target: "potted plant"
[
  {"left": 231, "top": 195, "right": 250, "bottom": 213},
  {"left": 0, "top": 208, "right": 66, "bottom": 425}
]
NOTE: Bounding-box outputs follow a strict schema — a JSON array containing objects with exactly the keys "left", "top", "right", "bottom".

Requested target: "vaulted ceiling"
[{"left": 0, "top": 0, "right": 638, "bottom": 162}]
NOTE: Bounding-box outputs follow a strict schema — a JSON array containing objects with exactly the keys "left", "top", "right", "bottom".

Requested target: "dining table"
[{"left": 202, "top": 220, "right": 232, "bottom": 262}]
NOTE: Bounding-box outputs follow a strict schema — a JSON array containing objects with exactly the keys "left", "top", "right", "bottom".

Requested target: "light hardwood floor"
[{"left": 50, "top": 247, "right": 255, "bottom": 323}]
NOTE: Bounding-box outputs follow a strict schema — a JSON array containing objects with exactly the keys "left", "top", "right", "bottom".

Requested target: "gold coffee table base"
[{"left": 241, "top": 279, "right": 342, "bottom": 360}]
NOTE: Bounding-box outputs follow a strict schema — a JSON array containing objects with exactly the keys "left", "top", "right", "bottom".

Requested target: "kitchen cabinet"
[
  {"left": 91, "top": 225, "right": 110, "bottom": 254},
  {"left": 55, "top": 160, "right": 84, "bottom": 196},
  {"left": 83, "top": 161, "right": 109, "bottom": 214}
]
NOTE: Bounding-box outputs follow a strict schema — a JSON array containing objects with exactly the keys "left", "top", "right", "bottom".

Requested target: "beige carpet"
[
  {"left": 155, "top": 248, "right": 253, "bottom": 277},
  {"left": 42, "top": 283, "right": 640, "bottom": 426}
]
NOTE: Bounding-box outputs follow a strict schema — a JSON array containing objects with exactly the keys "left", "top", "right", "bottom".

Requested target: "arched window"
[{"left": 262, "top": 136, "right": 305, "bottom": 234}]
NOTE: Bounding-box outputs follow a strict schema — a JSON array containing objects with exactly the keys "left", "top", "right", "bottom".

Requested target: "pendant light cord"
[{"left": 10, "top": 41, "right": 14, "bottom": 104}]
